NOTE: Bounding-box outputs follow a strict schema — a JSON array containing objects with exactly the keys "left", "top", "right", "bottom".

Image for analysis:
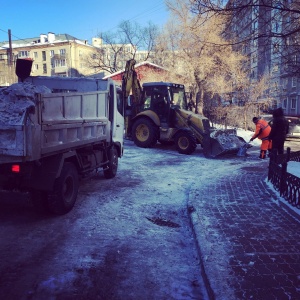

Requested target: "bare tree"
[
  {"left": 84, "top": 21, "right": 159, "bottom": 75},
  {"left": 186, "top": 0, "right": 300, "bottom": 75},
  {"left": 158, "top": 0, "right": 251, "bottom": 115}
]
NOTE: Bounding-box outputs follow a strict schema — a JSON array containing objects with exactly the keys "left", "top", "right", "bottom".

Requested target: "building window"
[
  {"left": 273, "top": 43, "right": 280, "bottom": 53},
  {"left": 50, "top": 50, "right": 54, "bottom": 57},
  {"left": 43, "top": 64, "right": 47, "bottom": 74},
  {"left": 293, "top": 54, "right": 297, "bottom": 64},
  {"left": 34, "top": 52, "right": 38, "bottom": 59},
  {"left": 282, "top": 98, "right": 287, "bottom": 109},
  {"left": 42, "top": 51, "right": 46, "bottom": 61},
  {"left": 33, "top": 64, "right": 38, "bottom": 71},
  {"left": 60, "top": 49, "right": 66, "bottom": 55},
  {"left": 54, "top": 59, "right": 66, "bottom": 67},
  {"left": 291, "top": 97, "right": 296, "bottom": 110},
  {"left": 18, "top": 51, "right": 30, "bottom": 57},
  {"left": 282, "top": 78, "right": 288, "bottom": 90},
  {"left": 272, "top": 64, "right": 279, "bottom": 72},
  {"left": 292, "top": 77, "right": 297, "bottom": 87}
]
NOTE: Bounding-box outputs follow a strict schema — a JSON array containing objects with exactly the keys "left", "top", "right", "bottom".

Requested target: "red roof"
[{"left": 103, "top": 61, "right": 168, "bottom": 83}]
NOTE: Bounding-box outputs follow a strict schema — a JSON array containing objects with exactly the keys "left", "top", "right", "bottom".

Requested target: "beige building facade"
[{"left": 0, "top": 32, "right": 97, "bottom": 86}]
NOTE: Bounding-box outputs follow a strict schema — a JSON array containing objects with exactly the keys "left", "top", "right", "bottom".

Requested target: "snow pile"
[
  {"left": 0, "top": 83, "right": 51, "bottom": 125},
  {"left": 237, "top": 128, "right": 300, "bottom": 177}
]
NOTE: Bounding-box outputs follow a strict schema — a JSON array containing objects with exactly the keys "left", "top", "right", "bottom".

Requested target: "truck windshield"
[{"left": 169, "top": 86, "right": 187, "bottom": 110}]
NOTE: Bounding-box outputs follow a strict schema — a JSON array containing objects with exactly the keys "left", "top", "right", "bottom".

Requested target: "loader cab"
[{"left": 141, "top": 82, "right": 188, "bottom": 124}]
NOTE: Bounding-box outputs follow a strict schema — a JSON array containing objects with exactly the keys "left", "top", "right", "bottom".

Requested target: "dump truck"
[
  {"left": 122, "top": 59, "right": 246, "bottom": 158},
  {"left": 0, "top": 59, "right": 124, "bottom": 215}
]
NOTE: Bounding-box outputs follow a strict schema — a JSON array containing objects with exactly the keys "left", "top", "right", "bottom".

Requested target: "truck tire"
[
  {"left": 103, "top": 146, "right": 118, "bottom": 179},
  {"left": 47, "top": 162, "right": 79, "bottom": 215},
  {"left": 175, "top": 130, "right": 197, "bottom": 155},
  {"left": 132, "top": 118, "right": 158, "bottom": 148}
]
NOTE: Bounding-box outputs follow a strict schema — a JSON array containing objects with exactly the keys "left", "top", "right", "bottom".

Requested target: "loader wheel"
[
  {"left": 103, "top": 146, "right": 118, "bottom": 179},
  {"left": 132, "top": 118, "right": 158, "bottom": 148},
  {"left": 47, "top": 162, "right": 79, "bottom": 215},
  {"left": 175, "top": 130, "right": 197, "bottom": 155}
]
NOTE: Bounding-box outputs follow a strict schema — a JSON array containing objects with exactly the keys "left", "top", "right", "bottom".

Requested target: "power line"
[{"left": 0, "top": 28, "right": 33, "bottom": 44}]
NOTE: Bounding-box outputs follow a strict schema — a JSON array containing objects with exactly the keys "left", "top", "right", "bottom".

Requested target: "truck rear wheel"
[
  {"left": 175, "top": 130, "right": 197, "bottom": 155},
  {"left": 103, "top": 146, "right": 118, "bottom": 179},
  {"left": 132, "top": 118, "right": 158, "bottom": 148},
  {"left": 47, "top": 162, "right": 79, "bottom": 215}
]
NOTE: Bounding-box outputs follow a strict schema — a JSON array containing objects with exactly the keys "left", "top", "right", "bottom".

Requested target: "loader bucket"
[{"left": 202, "top": 129, "right": 246, "bottom": 158}]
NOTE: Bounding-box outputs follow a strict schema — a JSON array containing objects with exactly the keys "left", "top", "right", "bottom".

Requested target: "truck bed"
[{"left": 0, "top": 90, "right": 110, "bottom": 163}]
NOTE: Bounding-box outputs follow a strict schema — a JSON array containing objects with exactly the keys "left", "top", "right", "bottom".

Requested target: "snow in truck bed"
[{"left": 0, "top": 83, "right": 51, "bottom": 125}]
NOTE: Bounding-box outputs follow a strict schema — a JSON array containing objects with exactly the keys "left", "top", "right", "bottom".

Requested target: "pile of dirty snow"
[{"left": 0, "top": 83, "right": 51, "bottom": 125}]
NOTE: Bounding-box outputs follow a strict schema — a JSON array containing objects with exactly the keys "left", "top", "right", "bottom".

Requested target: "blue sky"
[{"left": 0, "top": 0, "right": 169, "bottom": 43}]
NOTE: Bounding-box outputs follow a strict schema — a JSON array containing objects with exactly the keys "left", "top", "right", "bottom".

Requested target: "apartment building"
[
  {"left": 226, "top": 0, "right": 300, "bottom": 117},
  {"left": 92, "top": 37, "right": 150, "bottom": 72},
  {"left": 0, "top": 32, "right": 97, "bottom": 86}
]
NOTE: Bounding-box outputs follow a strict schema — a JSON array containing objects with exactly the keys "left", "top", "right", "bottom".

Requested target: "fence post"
[
  {"left": 280, "top": 161, "right": 287, "bottom": 196},
  {"left": 286, "top": 147, "right": 291, "bottom": 162}
]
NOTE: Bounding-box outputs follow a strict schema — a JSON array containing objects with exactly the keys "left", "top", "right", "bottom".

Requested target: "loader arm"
[
  {"left": 122, "top": 59, "right": 143, "bottom": 136},
  {"left": 174, "top": 109, "right": 207, "bottom": 145}
]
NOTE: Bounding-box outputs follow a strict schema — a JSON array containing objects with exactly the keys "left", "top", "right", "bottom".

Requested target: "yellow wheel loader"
[{"left": 122, "top": 59, "right": 246, "bottom": 158}]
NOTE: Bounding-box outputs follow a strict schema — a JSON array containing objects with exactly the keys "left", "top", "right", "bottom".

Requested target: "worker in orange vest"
[{"left": 250, "top": 117, "right": 272, "bottom": 159}]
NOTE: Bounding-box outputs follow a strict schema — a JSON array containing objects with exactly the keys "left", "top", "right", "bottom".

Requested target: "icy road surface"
[
  {"left": 0, "top": 137, "right": 299, "bottom": 299},
  {"left": 0, "top": 140, "right": 211, "bottom": 300}
]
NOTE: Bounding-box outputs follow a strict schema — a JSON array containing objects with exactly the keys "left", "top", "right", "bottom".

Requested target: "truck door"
[{"left": 109, "top": 84, "right": 124, "bottom": 152}]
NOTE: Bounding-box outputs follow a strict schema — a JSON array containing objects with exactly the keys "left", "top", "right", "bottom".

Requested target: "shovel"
[
  {"left": 237, "top": 141, "right": 250, "bottom": 157},
  {"left": 15, "top": 58, "right": 33, "bottom": 82}
]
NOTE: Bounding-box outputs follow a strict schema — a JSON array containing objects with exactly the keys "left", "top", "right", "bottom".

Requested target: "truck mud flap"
[{"left": 203, "top": 130, "right": 246, "bottom": 158}]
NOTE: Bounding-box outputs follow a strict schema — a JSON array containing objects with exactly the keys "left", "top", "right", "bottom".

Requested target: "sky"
[{"left": 0, "top": 0, "right": 170, "bottom": 44}]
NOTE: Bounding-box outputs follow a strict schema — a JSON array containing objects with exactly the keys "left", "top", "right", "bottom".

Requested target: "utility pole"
[
  {"left": 7, "top": 29, "right": 15, "bottom": 84},
  {"left": 8, "top": 29, "right": 13, "bottom": 66}
]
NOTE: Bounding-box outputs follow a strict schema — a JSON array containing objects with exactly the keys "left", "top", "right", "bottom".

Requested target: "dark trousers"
[{"left": 272, "top": 138, "right": 285, "bottom": 155}]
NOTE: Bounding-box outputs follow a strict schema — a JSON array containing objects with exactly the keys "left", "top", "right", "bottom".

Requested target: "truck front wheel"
[
  {"left": 175, "top": 130, "right": 197, "bottom": 155},
  {"left": 47, "top": 162, "right": 79, "bottom": 215},
  {"left": 103, "top": 146, "right": 118, "bottom": 179},
  {"left": 132, "top": 118, "right": 158, "bottom": 148}
]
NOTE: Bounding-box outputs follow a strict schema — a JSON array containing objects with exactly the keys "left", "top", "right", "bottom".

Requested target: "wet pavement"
[{"left": 188, "top": 146, "right": 300, "bottom": 300}]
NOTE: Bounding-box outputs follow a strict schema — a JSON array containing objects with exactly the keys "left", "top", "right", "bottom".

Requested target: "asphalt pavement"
[{"left": 188, "top": 145, "right": 300, "bottom": 300}]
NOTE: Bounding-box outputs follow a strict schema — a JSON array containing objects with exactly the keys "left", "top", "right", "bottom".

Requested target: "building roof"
[
  {"left": 103, "top": 61, "right": 168, "bottom": 80},
  {"left": 0, "top": 33, "right": 88, "bottom": 49}
]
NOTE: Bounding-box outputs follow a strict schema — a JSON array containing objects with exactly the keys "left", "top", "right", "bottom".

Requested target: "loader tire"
[
  {"left": 132, "top": 118, "right": 158, "bottom": 148},
  {"left": 103, "top": 146, "right": 118, "bottom": 179},
  {"left": 175, "top": 130, "right": 197, "bottom": 155},
  {"left": 47, "top": 162, "right": 79, "bottom": 215}
]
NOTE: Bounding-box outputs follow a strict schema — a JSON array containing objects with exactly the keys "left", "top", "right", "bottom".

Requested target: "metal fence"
[{"left": 268, "top": 147, "right": 300, "bottom": 209}]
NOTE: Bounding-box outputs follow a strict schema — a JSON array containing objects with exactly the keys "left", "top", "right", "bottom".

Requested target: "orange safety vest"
[{"left": 252, "top": 119, "right": 271, "bottom": 140}]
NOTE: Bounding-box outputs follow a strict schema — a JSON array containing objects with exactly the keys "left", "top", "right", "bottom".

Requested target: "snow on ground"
[
  {"left": 236, "top": 128, "right": 300, "bottom": 216},
  {"left": 236, "top": 128, "right": 300, "bottom": 177}
]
